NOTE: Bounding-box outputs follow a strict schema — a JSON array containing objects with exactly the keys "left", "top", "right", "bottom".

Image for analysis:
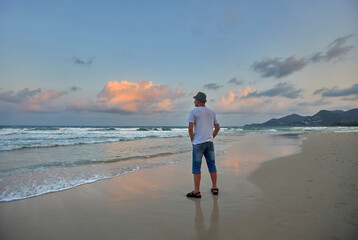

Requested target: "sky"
[{"left": 0, "top": 0, "right": 357, "bottom": 126}]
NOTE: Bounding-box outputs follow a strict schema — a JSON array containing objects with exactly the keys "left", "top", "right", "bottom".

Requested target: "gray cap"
[{"left": 193, "top": 92, "right": 207, "bottom": 103}]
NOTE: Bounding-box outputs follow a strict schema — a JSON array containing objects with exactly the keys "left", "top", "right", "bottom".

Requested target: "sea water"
[{"left": 1, "top": 126, "right": 357, "bottom": 202}]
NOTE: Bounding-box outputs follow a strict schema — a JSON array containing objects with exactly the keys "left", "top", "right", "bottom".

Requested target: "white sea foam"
[
  {"left": 0, "top": 167, "right": 140, "bottom": 202},
  {"left": 0, "top": 127, "right": 188, "bottom": 151},
  {"left": 0, "top": 133, "right": 195, "bottom": 202}
]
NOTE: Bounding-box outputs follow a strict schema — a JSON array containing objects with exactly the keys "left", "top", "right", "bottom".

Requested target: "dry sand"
[{"left": 0, "top": 132, "right": 357, "bottom": 240}]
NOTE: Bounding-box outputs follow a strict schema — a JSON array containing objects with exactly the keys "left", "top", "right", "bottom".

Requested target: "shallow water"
[{"left": 1, "top": 125, "right": 357, "bottom": 202}]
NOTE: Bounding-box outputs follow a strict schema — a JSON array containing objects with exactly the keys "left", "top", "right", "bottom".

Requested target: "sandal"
[
  {"left": 186, "top": 191, "right": 201, "bottom": 198},
  {"left": 211, "top": 188, "right": 219, "bottom": 195}
]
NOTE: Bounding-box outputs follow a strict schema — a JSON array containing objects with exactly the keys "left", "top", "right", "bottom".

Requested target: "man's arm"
[
  {"left": 188, "top": 122, "right": 194, "bottom": 143},
  {"left": 213, "top": 123, "right": 220, "bottom": 139}
]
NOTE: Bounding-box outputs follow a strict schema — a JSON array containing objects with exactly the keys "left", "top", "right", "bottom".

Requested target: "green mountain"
[{"left": 244, "top": 108, "right": 358, "bottom": 127}]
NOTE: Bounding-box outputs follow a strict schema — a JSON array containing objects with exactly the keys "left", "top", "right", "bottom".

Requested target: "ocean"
[{"left": 1, "top": 125, "right": 358, "bottom": 202}]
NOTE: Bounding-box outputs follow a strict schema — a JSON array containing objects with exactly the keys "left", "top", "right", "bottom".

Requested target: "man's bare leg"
[
  {"left": 194, "top": 173, "right": 201, "bottom": 194},
  {"left": 210, "top": 172, "right": 218, "bottom": 190}
]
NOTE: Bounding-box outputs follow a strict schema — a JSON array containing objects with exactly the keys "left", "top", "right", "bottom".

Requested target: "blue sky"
[{"left": 0, "top": 0, "right": 357, "bottom": 126}]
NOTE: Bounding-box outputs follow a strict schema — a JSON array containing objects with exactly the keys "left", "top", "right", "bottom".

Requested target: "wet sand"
[{"left": 0, "top": 133, "right": 357, "bottom": 240}]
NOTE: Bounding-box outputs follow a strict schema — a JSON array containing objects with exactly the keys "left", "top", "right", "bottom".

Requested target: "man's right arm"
[
  {"left": 188, "top": 122, "right": 194, "bottom": 143},
  {"left": 213, "top": 123, "right": 220, "bottom": 139}
]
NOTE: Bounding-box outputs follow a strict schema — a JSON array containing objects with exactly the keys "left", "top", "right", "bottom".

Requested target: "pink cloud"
[
  {"left": 213, "top": 86, "right": 292, "bottom": 114},
  {"left": 219, "top": 87, "right": 253, "bottom": 106},
  {"left": 69, "top": 80, "right": 183, "bottom": 113},
  {"left": 0, "top": 88, "right": 67, "bottom": 112}
]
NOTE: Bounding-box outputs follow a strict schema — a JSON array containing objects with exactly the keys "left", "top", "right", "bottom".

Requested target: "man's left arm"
[
  {"left": 188, "top": 122, "right": 194, "bottom": 143},
  {"left": 213, "top": 123, "right": 220, "bottom": 139}
]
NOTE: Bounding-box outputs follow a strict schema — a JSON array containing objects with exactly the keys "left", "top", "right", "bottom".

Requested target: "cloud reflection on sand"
[{"left": 222, "top": 134, "right": 303, "bottom": 175}]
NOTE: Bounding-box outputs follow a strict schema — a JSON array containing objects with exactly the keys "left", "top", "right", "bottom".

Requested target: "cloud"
[
  {"left": 252, "top": 56, "right": 307, "bottom": 79},
  {"left": 69, "top": 86, "right": 81, "bottom": 92},
  {"left": 341, "top": 96, "right": 358, "bottom": 101},
  {"left": 297, "top": 98, "right": 331, "bottom": 107},
  {"left": 246, "top": 82, "right": 303, "bottom": 99},
  {"left": 203, "top": 83, "right": 222, "bottom": 90},
  {"left": 253, "top": 34, "right": 354, "bottom": 79},
  {"left": 69, "top": 80, "right": 183, "bottom": 113},
  {"left": 72, "top": 56, "right": 95, "bottom": 65},
  {"left": 227, "top": 77, "right": 243, "bottom": 85},
  {"left": 212, "top": 86, "right": 295, "bottom": 114},
  {"left": 193, "top": 7, "right": 239, "bottom": 36},
  {"left": 0, "top": 88, "right": 67, "bottom": 111},
  {"left": 310, "top": 34, "right": 354, "bottom": 62},
  {"left": 313, "top": 88, "right": 328, "bottom": 95},
  {"left": 213, "top": 87, "right": 265, "bottom": 114},
  {"left": 192, "top": 29, "right": 204, "bottom": 36},
  {"left": 212, "top": 84, "right": 313, "bottom": 115},
  {"left": 218, "top": 8, "right": 239, "bottom": 34},
  {"left": 314, "top": 83, "right": 358, "bottom": 98}
]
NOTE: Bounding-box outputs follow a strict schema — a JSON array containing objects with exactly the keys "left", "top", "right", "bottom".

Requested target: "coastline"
[{"left": 0, "top": 132, "right": 357, "bottom": 239}]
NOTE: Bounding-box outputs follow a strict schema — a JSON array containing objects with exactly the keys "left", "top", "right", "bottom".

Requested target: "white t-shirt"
[{"left": 188, "top": 107, "right": 219, "bottom": 145}]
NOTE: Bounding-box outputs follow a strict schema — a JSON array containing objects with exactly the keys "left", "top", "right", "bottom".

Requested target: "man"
[{"left": 187, "top": 92, "right": 220, "bottom": 198}]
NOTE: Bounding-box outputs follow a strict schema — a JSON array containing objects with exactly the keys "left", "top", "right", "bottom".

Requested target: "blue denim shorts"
[{"left": 192, "top": 141, "right": 217, "bottom": 174}]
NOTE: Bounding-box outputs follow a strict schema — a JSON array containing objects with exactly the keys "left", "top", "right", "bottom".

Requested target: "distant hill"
[{"left": 244, "top": 108, "right": 358, "bottom": 127}]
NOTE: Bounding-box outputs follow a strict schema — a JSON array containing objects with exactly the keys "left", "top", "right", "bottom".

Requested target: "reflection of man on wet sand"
[
  {"left": 187, "top": 92, "right": 220, "bottom": 198},
  {"left": 192, "top": 197, "right": 219, "bottom": 240}
]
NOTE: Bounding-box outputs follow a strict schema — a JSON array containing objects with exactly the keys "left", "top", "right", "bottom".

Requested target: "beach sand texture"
[{"left": 0, "top": 132, "right": 357, "bottom": 240}]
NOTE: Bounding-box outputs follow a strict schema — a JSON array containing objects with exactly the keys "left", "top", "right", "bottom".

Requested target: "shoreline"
[{"left": 1, "top": 132, "right": 357, "bottom": 239}]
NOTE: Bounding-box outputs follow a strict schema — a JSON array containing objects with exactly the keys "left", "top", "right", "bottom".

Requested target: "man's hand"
[
  {"left": 188, "top": 122, "right": 194, "bottom": 142},
  {"left": 213, "top": 123, "right": 220, "bottom": 139}
]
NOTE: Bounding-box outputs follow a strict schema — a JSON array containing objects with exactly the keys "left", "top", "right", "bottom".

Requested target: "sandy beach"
[{"left": 1, "top": 132, "right": 357, "bottom": 240}]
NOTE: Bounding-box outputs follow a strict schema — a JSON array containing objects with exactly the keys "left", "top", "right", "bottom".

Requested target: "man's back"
[
  {"left": 188, "top": 106, "right": 218, "bottom": 145},
  {"left": 187, "top": 92, "right": 220, "bottom": 198}
]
